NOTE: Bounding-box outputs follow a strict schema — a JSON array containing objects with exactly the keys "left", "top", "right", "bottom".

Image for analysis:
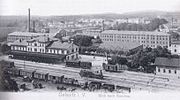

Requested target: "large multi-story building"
[
  {"left": 99, "top": 30, "right": 170, "bottom": 51},
  {"left": 10, "top": 36, "right": 79, "bottom": 63}
]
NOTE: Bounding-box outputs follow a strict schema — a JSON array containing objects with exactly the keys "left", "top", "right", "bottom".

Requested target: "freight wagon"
[
  {"left": 66, "top": 61, "right": 92, "bottom": 69},
  {"left": 103, "top": 63, "right": 128, "bottom": 72},
  {"left": 79, "top": 69, "right": 103, "bottom": 79}
]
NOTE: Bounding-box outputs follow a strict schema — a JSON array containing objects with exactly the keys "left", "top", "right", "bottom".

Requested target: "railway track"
[{"left": 14, "top": 61, "right": 180, "bottom": 91}]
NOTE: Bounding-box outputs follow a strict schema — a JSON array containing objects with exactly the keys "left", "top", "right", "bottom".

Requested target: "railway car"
[
  {"left": 19, "top": 69, "right": 36, "bottom": 78},
  {"left": 66, "top": 61, "right": 92, "bottom": 69},
  {"left": 33, "top": 71, "right": 49, "bottom": 81},
  {"left": 116, "top": 85, "right": 131, "bottom": 93},
  {"left": 48, "top": 74, "right": 64, "bottom": 84},
  {"left": 103, "top": 63, "right": 128, "bottom": 72},
  {"left": 79, "top": 70, "right": 103, "bottom": 79},
  {"left": 62, "top": 77, "right": 75, "bottom": 85},
  {"left": 66, "top": 61, "right": 80, "bottom": 68},
  {"left": 88, "top": 81, "right": 102, "bottom": 91},
  {"left": 101, "top": 84, "right": 115, "bottom": 92},
  {"left": 79, "top": 61, "right": 92, "bottom": 69}
]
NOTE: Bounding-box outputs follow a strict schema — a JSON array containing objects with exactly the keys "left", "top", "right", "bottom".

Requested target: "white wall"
[
  {"left": 156, "top": 67, "right": 180, "bottom": 78},
  {"left": 169, "top": 44, "right": 180, "bottom": 55}
]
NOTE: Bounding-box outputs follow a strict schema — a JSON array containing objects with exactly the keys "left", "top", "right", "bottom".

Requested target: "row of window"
[
  {"left": 47, "top": 49, "right": 67, "bottom": 54},
  {"left": 12, "top": 46, "right": 78, "bottom": 55},
  {"left": 158, "top": 68, "right": 177, "bottom": 74},
  {"left": 103, "top": 38, "right": 168, "bottom": 44},
  {"left": 101, "top": 35, "right": 169, "bottom": 40},
  {"left": 12, "top": 46, "right": 26, "bottom": 51},
  {"left": 28, "top": 43, "right": 45, "bottom": 47}
]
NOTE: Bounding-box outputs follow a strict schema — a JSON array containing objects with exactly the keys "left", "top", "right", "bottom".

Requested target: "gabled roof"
[
  {"left": 11, "top": 39, "right": 27, "bottom": 46},
  {"left": 8, "top": 32, "right": 57, "bottom": 37},
  {"left": 47, "top": 40, "right": 77, "bottom": 50},
  {"left": 155, "top": 57, "right": 180, "bottom": 68},
  {"left": 171, "top": 40, "right": 180, "bottom": 44},
  {"left": 27, "top": 36, "right": 56, "bottom": 43}
]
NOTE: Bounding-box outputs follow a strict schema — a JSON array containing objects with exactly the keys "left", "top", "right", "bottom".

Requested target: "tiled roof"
[
  {"left": 101, "top": 30, "right": 170, "bottom": 35},
  {"left": 171, "top": 40, "right": 180, "bottom": 44},
  {"left": 155, "top": 57, "right": 180, "bottom": 68},
  {"left": 47, "top": 40, "right": 77, "bottom": 50},
  {"left": 11, "top": 39, "right": 27, "bottom": 46},
  {"left": 8, "top": 32, "right": 57, "bottom": 37},
  {"left": 99, "top": 41, "right": 141, "bottom": 51},
  {"left": 27, "top": 36, "right": 57, "bottom": 43}
]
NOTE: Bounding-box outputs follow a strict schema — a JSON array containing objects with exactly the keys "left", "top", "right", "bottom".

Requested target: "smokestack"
[
  {"left": 102, "top": 20, "right": 104, "bottom": 31},
  {"left": 33, "top": 21, "right": 35, "bottom": 32},
  {"left": 28, "top": 8, "right": 31, "bottom": 32}
]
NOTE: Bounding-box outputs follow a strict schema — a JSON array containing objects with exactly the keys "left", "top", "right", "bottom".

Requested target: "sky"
[{"left": 0, "top": 0, "right": 180, "bottom": 16}]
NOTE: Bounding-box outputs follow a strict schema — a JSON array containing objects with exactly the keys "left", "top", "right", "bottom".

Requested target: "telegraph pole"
[{"left": 28, "top": 8, "right": 31, "bottom": 32}]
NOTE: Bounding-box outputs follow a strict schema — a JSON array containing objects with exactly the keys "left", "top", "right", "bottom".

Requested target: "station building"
[
  {"left": 10, "top": 36, "right": 79, "bottom": 63},
  {"left": 155, "top": 57, "right": 180, "bottom": 78},
  {"left": 99, "top": 30, "right": 170, "bottom": 51}
]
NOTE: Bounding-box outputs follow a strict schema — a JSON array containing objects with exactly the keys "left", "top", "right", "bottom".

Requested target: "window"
[
  {"left": 34, "top": 43, "right": 37, "bottom": 46},
  {"left": 158, "top": 68, "right": 160, "bottom": 72},
  {"left": 72, "top": 49, "right": 74, "bottom": 53},
  {"left": 169, "top": 70, "right": 171, "bottom": 73},
  {"left": 34, "top": 48, "right": 37, "bottom": 52},
  {"left": 163, "top": 69, "right": 166, "bottom": 73},
  {"left": 174, "top": 49, "right": 177, "bottom": 52},
  {"left": 59, "top": 50, "right": 62, "bottom": 54}
]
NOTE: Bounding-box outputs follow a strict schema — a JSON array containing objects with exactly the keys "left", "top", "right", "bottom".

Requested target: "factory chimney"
[
  {"left": 32, "top": 20, "right": 36, "bottom": 32},
  {"left": 102, "top": 20, "right": 105, "bottom": 31},
  {"left": 28, "top": 8, "right": 31, "bottom": 32}
]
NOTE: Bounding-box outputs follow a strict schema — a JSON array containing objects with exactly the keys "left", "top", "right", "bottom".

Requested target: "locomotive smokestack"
[{"left": 28, "top": 8, "right": 31, "bottom": 32}]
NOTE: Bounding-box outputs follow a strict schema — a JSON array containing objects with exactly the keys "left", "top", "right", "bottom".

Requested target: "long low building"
[
  {"left": 99, "top": 30, "right": 170, "bottom": 51},
  {"left": 155, "top": 57, "right": 180, "bottom": 79},
  {"left": 7, "top": 31, "right": 57, "bottom": 43},
  {"left": 10, "top": 36, "right": 79, "bottom": 63}
]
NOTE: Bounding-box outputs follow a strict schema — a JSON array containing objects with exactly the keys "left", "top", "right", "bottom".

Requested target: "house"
[
  {"left": 10, "top": 36, "right": 79, "bottom": 63},
  {"left": 169, "top": 40, "right": 180, "bottom": 55},
  {"left": 155, "top": 57, "right": 180, "bottom": 78}
]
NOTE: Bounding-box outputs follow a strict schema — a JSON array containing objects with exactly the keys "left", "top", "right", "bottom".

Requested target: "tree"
[
  {"left": 108, "top": 56, "right": 128, "bottom": 65},
  {"left": 72, "top": 35, "right": 93, "bottom": 47},
  {"left": 0, "top": 63, "right": 19, "bottom": 92},
  {"left": 129, "top": 46, "right": 171, "bottom": 73},
  {"left": 0, "top": 44, "right": 11, "bottom": 54},
  {"left": 169, "top": 31, "right": 180, "bottom": 40},
  {"left": 114, "top": 18, "right": 168, "bottom": 31}
]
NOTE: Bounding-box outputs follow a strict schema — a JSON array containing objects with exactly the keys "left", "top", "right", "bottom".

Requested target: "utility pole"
[
  {"left": 172, "top": 17, "right": 174, "bottom": 28},
  {"left": 28, "top": 8, "right": 31, "bottom": 32}
]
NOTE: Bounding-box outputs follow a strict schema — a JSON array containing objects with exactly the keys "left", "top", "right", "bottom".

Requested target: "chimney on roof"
[{"left": 28, "top": 8, "right": 31, "bottom": 32}]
